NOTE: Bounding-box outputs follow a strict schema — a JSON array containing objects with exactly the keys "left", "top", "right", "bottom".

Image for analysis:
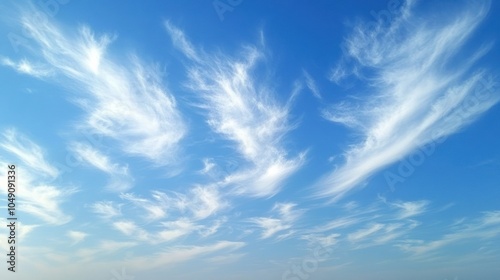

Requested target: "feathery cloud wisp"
[
  {"left": 120, "top": 185, "right": 226, "bottom": 222},
  {"left": 4, "top": 8, "right": 187, "bottom": 165},
  {"left": 397, "top": 211, "right": 500, "bottom": 256},
  {"left": 392, "top": 200, "right": 429, "bottom": 220},
  {"left": 127, "top": 241, "right": 245, "bottom": 270},
  {"left": 348, "top": 223, "right": 385, "bottom": 243},
  {"left": 70, "top": 142, "right": 133, "bottom": 191},
  {"left": 250, "top": 202, "right": 303, "bottom": 239},
  {"left": 67, "top": 230, "right": 88, "bottom": 246},
  {"left": 89, "top": 201, "right": 122, "bottom": 219},
  {"left": 1, "top": 128, "right": 58, "bottom": 178},
  {"left": 1, "top": 57, "right": 53, "bottom": 78},
  {"left": 165, "top": 22, "right": 305, "bottom": 197},
  {"left": 318, "top": 0, "right": 499, "bottom": 200}
]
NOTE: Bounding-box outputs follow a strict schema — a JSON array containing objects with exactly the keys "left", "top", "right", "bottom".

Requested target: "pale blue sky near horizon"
[{"left": 0, "top": 0, "right": 499, "bottom": 279}]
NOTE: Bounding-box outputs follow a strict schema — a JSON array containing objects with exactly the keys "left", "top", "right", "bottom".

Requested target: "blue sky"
[{"left": 0, "top": 0, "right": 499, "bottom": 279}]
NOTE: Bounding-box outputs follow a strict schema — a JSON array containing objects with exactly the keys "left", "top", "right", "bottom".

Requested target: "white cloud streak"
[
  {"left": 391, "top": 200, "right": 429, "bottom": 219},
  {"left": 76, "top": 240, "right": 137, "bottom": 262},
  {"left": 112, "top": 218, "right": 218, "bottom": 244},
  {"left": 89, "top": 201, "right": 122, "bottom": 219},
  {"left": 18, "top": 223, "right": 39, "bottom": 241},
  {"left": 67, "top": 230, "right": 88, "bottom": 246},
  {"left": 0, "top": 129, "right": 75, "bottom": 225},
  {"left": 318, "top": 0, "right": 499, "bottom": 200},
  {"left": 4, "top": 8, "right": 187, "bottom": 165},
  {"left": 165, "top": 22, "right": 305, "bottom": 197},
  {"left": 301, "top": 233, "right": 341, "bottom": 248},
  {"left": 0, "top": 128, "right": 58, "bottom": 178},
  {"left": 348, "top": 223, "right": 385, "bottom": 242},
  {"left": 21, "top": 184, "right": 76, "bottom": 225},
  {"left": 106, "top": 186, "right": 227, "bottom": 245},
  {"left": 301, "top": 198, "right": 424, "bottom": 248},
  {"left": 250, "top": 202, "right": 303, "bottom": 239},
  {"left": 1, "top": 57, "right": 53, "bottom": 78},
  {"left": 303, "top": 70, "right": 321, "bottom": 99},
  {"left": 120, "top": 186, "right": 226, "bottom": 222},
  {"left": 310, "top": 217, "right": 362, "bottom": 233},
  {"left": 112, "top": 220, "right": 150, "bottom": 241},
  {"left": 156, "top": 219, "right": 198, "bottom": 243},
  {"left": 120, "top": 192, "right": 167, "bottom": 221},
  {"left": 398, "top": 211, "right": 500, "bottom": 256},
  {"left": 127, "top": 241, "right": 245, "bottom": 270},
  {"left": 70, "top": 142, "right": 133, "bottom": 191}
]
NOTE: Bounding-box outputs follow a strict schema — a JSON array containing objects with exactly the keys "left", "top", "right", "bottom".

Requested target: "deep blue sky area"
[{"left": 0, "top": 1, "right": 499, "bottom": 279}]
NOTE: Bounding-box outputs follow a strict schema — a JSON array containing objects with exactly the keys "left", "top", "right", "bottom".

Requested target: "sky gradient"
[{"left": 0, "top": 0, "right": 499, "bottom": 279}]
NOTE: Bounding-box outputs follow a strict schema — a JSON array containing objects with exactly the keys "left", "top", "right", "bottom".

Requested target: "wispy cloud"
[
  {"left": 119, "top": 192, "right": 167, "bottom": 221},
  {"left": 205, "top": 253, "right": 245, "bottom": 264},
  {"left": 0, "top": 128, "right": 58, "bottom": 178},
  {"left": 301, "top": 233, "right": 341, "bottom": 248},
  {"left": 317, "top": 0, "right": 499, "bottom": 200},
  {"left": 3, "top": 7, "right": 187, "bottom": 165},
  {"left": 165, "top": 22, "right": 305, "bottom": 197},
  {"left": 1, "top": 57, "right": 53, "bottom": 78},
  {"left": 198, "top": 218, "right": 226, "bottom": 237},
  {"left": 397, "top": 211, "right": 500, "bottom": 257},
  {"left": 89, "top": 201, "right": 122, "bottom": 219},
  {"left": 76, "top": 240, "right": 137, "bottom": 262},
  {"left": 21, "top": 184, "right": 76, "bottom": 225},
  {"left": 348, "top": 223, "right": 384, "bottom": 242},
  {"left": 165, "top": 21, "right": 202, "bottom": 63},
  {"left": 0, "top": 220, "right": 40, "bottom": 242},
  {"left": 391, "top": 200, "right": 429, "bottom": 219},
  {"left": 67, "top": 230, "right": 88, "bottom": 246},
  {"left": 127, "top": 241, "right": 245, "bottom": 270},
  {"left": 112, "top": 220, "right": 150, "bottom": 241},
  {"left": 303, "top": 70, "right": 321, "bottom": 99},
  {"left": 0, "top": 129, "right": 75, "bottom": 224},
  {"left": 156, "top": 219, "right": 198, "bottom": 243},
  {"left": 310, "top": 216, "right": 362, "bottom": 233},
  {"left": 120, "top": 186, "right": 226, "bottom": 222},
  {"left": 189, "top": 186, "right": 227, "bottom": 219},
  {"left": 112, "top": 217, "right": 217, "bottom": 244},
  {"left": 301, "top": 198, "right": 423, "bottom": 248},
  {"left": 70, "top": 142, "right": 133, "bottom": 191},
  {"left": 288, "top": 70, "right": 322, "bottom": 105},
  {"left": 250, "top": 202, "right": 303, "bottom": 239},
  {"left": 199, "top": 158, "right": 216, "bottom": 175},
  {"left": 108, "top": 186, "right": 228, "bottom": 243},
  {"left": 18, "top": 223, "right": 39, "bottom": 241}
]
